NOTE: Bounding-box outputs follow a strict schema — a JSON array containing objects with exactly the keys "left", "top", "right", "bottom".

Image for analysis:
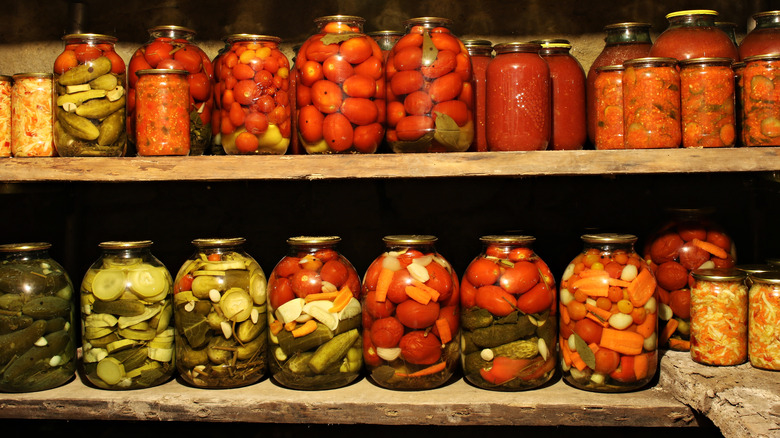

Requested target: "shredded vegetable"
[
  {"left": 0, "top": 78, "right": 11, "bottom": 157},
  {"left": 748, "top": 282, "right": 780, "bottom": 370},
  {"left": 11, "top": 75, "right": 54, "bottom": 157},
  {"left": 690, "top": 279, "right": 747, "bottom": 365}
]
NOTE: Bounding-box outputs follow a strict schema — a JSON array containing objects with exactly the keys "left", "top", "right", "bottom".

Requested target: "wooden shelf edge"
[{"left": 1, "top": 148, "right": 779, "bottom": 182}]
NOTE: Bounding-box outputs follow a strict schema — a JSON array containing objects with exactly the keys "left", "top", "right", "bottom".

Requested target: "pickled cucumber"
[
  {"left": 236, "top": 332, "right": 266, "bottom": 360},
  {"left": 56, "top": 89, "right": 106, "bottom": 107},
  {"left": 58, "top": 109, "right": 100, "bottom": 141},
  {"left": 276, "top": 323, "right": 333, "bottom": 355},
  {"left": 92, "top": 299, "right": 145, "bottom": 316},
  {"left": 75, "top": 96, "right": 126, "bottom": 119},
  {"left": 3, "top": 330, "right": 71, "bottom": 381},
  {"left": 0, "top": 320, "right": 47, "bottom": 365},
  {"left": 468, "top": 319, "right": 535, "bottom": 348},
  {"left": 89, "top": 73, "right": 118, "bottom": 91},
  {"left": 462, "top": 308, "right": 494, "bottom": 330},
  {"left": 91, "top": 268, "right": 126, "bottom": 301},
  {"left": 308, "top": 329, "right": 359, "bottom": 374},
  {"left": 21, "top": 296, "right": 70, "bottom": 319},
  {"left": 491, "top": 337, "right": 539, "bottom": 360},
  {"left": 58, "top": 56, "right": 112, "bottom": 86},
  {"left": 98, "top": 109, "right": 124, "bottom": 146},
  {"left": 0, "top": 315, "right": 33, "bottom": 335},
  {"left": 128, "top": 265, "right": 168, "bottom": 299}
]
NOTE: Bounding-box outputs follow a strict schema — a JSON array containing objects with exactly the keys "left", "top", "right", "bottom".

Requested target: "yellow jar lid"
[{"left": 666, "top": 10, "right": 718, "bottom": 19}]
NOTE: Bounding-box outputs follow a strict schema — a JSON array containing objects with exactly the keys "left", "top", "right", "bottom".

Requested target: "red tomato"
[
  {"left": 404, "top": 91, "right": 433, "bottom": 116},
  {"left": 342, "top": 74, "right": 376, "bottom": 98},
  {"left": 475, "top": 285, "right": 516, "bottom": 316},
  {"left": 428, "top": 72, "right": 463, "bottom": 103},
  {"left": 245, "top": 112, "right": 269, "bottom": 135},
  {"left": 323, "top": 55, "right": 354, "bottom": 84},
  {"left": 264, "top": 56, "right": 279, "bottom": 75},
  {"left": 386, "top": 269, "right": 414, "bottom": 304},
  {"left": 656, "top": 261, "right": 688, "bottom": 291},
  {"left": 269, "top": 277, "right": 295, "bottom": 310},
  {"left": 395, "top": 115, "right": 434, "bottom": 141},
  {"left": 339, "top": 36, "right": 373, "bottom": 64},
  {"left": 610, "top": 355, "right": 637, "bottom": 383},
  {"left": 706, "top": 230, "right": 731, "bottom": 251},
  {"left": 460, "top": 277, "right": 478, "bottom": 308},
  {"left": 396, "top": 300, "right": 440, "bottom": 329},
  {"left": 235, "top": 131, "right": 259, "bottom": 153},
  {"left": 515, "top": 282, "right": 554, "bottom": 315},
  {"left": 399, "top": 330, "right": 442, "bottom": 365},
  {"left": 254, "top": 95, "right": 275, "bottom": 114},
  {"left": 353, "top": 123, "right": 383, "bottom": 153},
  {"left": 362, "top": 257, "right": 384, "bottom": 291},
  {"left": 594, "top": 347, "right": 621, "bottom": 374},
  {"left": 144, "top": 41, "right": 174, "bottom": 67},
  {"left": 421, "top": 49, "right": 457, "bottom": 79},
  {"left": 176, "top": 273, "right": 194, "bottom": 294},
  {"left": 322, "top": 112, "right": 354, "bottom": 151},
  {"left": 232, "top": 63, "right": 255, "bottom": 81},
  {"left": 465, "top": 258, "right": 500, "bottom": 287},
  {"left": 431, "top": 100, "right": 469, "bottom": 126},
  {"left": 300, "top": 60, "right": 324, "bottom": 87},
  {"left": 188, "top": 72, "right": 212, "bottom": 102},
  {"left": 364, "top": 289, "right": 396, "bottom": 318},
  {"left": 298, "top": 105, "right": 324, "bottom": 143},
  {"left": 425, "top": 261, "right": 454, "bottom": 302},
  {"left": 306, "top": 37, "right": 339, "bottom": 62},
  {"left": 370, "top": 316, "right": 405, "bottom": 348},
  {"left": 311, "top": 80, "right": 343, "bottom": 114},
  {"left": 341, "top": 97, "right": 378, "bottom": 126},
  {"left": 173, "top": 46, "right": 203, "bottom": 74},
  {"left": 509, "top": 247, "right": 533, "bottom": 262},
  {"left": 103, "top": 50, "right": 126, "bottom": 75},
  {"left": 290, "top": 269, "right": 322, "bottom": 298},
  {"left": 128, "top": 54, "right": 152, "bottom": 88},
  {"left": 431, "top": 33, "right": 462, "bottom": 54},
  {"left": 233, "top": 80, "right": 257, "bottom": 106},
  {"left": 390, "top": 70, "right": 424, "bottom": 96},
  {"left": 574, "top": 318, "right": 603, "bottom": 345},
  {"left": 678, "top": 242, "right": 710, "bottom": 270},
  {"left": 649, "top": 233, "right": 684, "bottom": 264},
  {"left": 499, "top": 261, "right": 540, "bottom": 295},
  {"left": 54, "top": 50, "right": 78, "bottom": 75},
  {"left": 393, "top": 46, "right": 423, "bottom": 71},
  {"left": 393, "top": 33, "right": 423, "bottom": 52},
  {"left": 346, "top": 270, "right": 361, "bottom": 296},
  {"left": 275, "top": 256, "right": 301, "bottom": 278},
  {"left": 677, "top": 225, "right": 706, "bottom": 242},
  {"left": 74, "top": 44, "right": 101, "bottom": 63},
  {"left": 386, "top": 101, "right": 406, "bottom": 128},
  {"left": 320, "top": 259, "right": 349, "bottom": 288},
  {"left": 363, "top": 329, "right": 383, "bottom": 367},
  {"left": 712, "top": 254, "right": 735, "bottom": 268},
  {"left": 229, "top": 101, "right": 246, "bottom": 127},
  {"left": 669, "top": 289, "right": 691, "bottom": 319},
  {"left": 353, "top": 56, "right": 383, "bottom": 80}
]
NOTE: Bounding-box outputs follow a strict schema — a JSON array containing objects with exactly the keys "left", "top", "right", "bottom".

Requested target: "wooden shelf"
[{"left": 1, "top": 148, "right": 779, "bottom": 182}]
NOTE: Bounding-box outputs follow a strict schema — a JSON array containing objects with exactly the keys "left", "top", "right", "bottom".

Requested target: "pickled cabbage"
[
  {"left": 690, "top": 280, "right": 747, "bottom": 365},
  {"left": 748, "top": 284, "right": 780, "bottom": 370},
  {"left": 0, "top": 80, "right": 11, "bottom": 157},
  {"left": 11, "top": 76, "right": 54, "bottom": 157}
]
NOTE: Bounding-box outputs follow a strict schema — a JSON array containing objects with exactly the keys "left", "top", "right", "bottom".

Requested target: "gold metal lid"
[
  {"left": 480, "top": 235, "right": 535, "bottom": 244},
  {"left": 367, "top": 30, "right": 404, "bottom": 36},
  {"left": 581, "top": 233, "right": 637, "bottom": 244},
  {"left": 0, "top": 75, "right": 12, "bottom": 81},
  {"left": 596, "top": 64, "right": 625, "bottom": 72},
  {"left": 62, "top": 33, "right": 117, "bottom": 43},
  {"left": 493, "top": 42, "right": 542, "bottom": 54},
  {"left": 99, "top": 240, "right": 153, "bottom": 249},
  {"left": 735, "top": 264, "right": 775, "bottom": 275},
  {"left": 530, "top": 38, "right": 571, "bottom": 49},
  {"left": 287, "top": 236, "right": 342, "bottom": 245},
  {"left": 691, "top": 268, "right": 746, "bottom": 282},
  {"left": 147, "top": 25, "right": 196, "bottom": 35},
  {"left": 403, "top": 17, "right": 453, "bottom": 28},
  {"left": 192, "top": 238, "right": 246, "bottom": 247},
  {"left": 315, "top": 15, "right": 365, "bottom": 25},
  {"left": 623, "top": 57, "right": 678, "bottom": 67},
  {"left": 12, "top": 72, "right": 52, "bottom": 79},
  {"left": 678, "top": 57, "right": 734, "bottom": 67},
  {"left": 224, "top": 34, "right": 282, "bottom": 44},
  {"left": 753, "top": 10, "right": 780, "bottom": 20},
  {"left": 383, "top": 235, "right": 438, "bottom": 245},
  {"left": 743, "top": 53, "right": 780, "bottom": 63},
  {"left": 749, "top": 271, "right": 780, "bottom": 284},
  {"left": 665, "top": 10, "right": 718, "bottom": 19},
  {"left": 604, "top": 22, "right": 652, "bottom": 30},
  {"left": 0, "top": 242, "right": 51, "bottom": 252}
]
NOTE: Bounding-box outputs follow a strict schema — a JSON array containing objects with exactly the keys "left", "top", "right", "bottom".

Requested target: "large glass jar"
[
  {"left": 586, "top": 22, "right": 652, "bottom": 145},
  {"left": 127, "top": 26, "right": 214, "bottom": 156},
  {"left": 741, "top": 54, "right": 780, "bottom": 147},
  {"left": 80, "top": 241, "right": 174, "bottom": 390},
  {"left": 461, "top": 236, "right": 556, "bottom": 391},
  {"left": 690, "top": 268, "right": 747, "bottom": 366},
  {"left": 267, "top": 236, "right": 362, "bottom": 390},
  {"left": 643, "top": 208, "right": 736, "bottom": 351},
  {"left": 486, "top": 42, "right": 550, "bottom": 151},
  {"left": 53, "top": 34, "right": 126, "bottom": 157},
  {"left": 0, "top": 75, "right": 11, "bottom": 157},
  {"left": 464, "top": 39, "right": 492, "bottom": 152},
  {"left": 623, "top": 57, "right": 681, "bottom": 149},
  {"left": 593, "top": 65, "right": 625, "bottom": 150},
  {"left": 362, "top": 235, "right": 459, "bottom": 390},
  {"left": 648, "top": 10, "right": 738, "bottom": 61},
  {"left": 216, "top": 34, "right": 291, "bottom": 155},
  {"left": 559, "top": 234, "right": 658, "bottom": 392},
  {"left": 739, "top": 11, "right": 780, "bottom": 60},
  {"left": 135, "top": 69, "right": 190, "bottom": 156},
  {"left": 296, "top": 16, "right": 384, "bottom": 154},
  {"left": 173, "top": 238, "right": 267, "bottom": 388},
  {"left": 679, "top": 58, "right": 736, "bottom": 148},
  {"left": 209, "top": 38, "right": 230, "bottom": 155},
  {"left": 369, "top": 30, "right": 403, "bottom": 58},
  {"left": 11, "top": 73, "right": 54, "bottom": 157},
  {"left": 747, "top": 272, "right": 780, "bottom": 370},
  {"left": 385, "top": 17, "right": 473, "bottom": 153},
  {"left": 0, "top": 243, "right": 76, "bottom": 392}
]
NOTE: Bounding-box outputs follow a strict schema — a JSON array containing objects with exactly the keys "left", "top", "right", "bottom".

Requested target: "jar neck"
[
  {"left": 466, "top": 47, "right": 492, "bottom": 57},
  {"left": 102, "top": 248, "right": 151, "bottom": 258},
  {"left": 150, "top": 29, "right": 195, "bottom": 41},
  {"left": 404, "top": 18, "right": 452, "bottom": 34},
  {"left": 667, "top": 14, "right": 717, "bottom": 29},
  {"left": 754, "top": 13, "right": 780, "bottom": 29},
  {"left": 604, "top": 26, "right": 652, "bottom": 45},
  {"left": 540, "top": 47, "right": 571, "bottom": 55},
  {"left": 316, "top": 17, "right": 364, "bottom": 33},
  {"left": 1, "top": 248, "right": 50, "bottom": 261}
]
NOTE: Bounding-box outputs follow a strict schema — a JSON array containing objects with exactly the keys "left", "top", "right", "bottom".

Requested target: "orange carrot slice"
[
  {"left": 607, "top": 278, "right": 632, "bottom": 288},
  {"left": 305, "top": 291, "right": 339, "bottom": 303},
  {"left": 396, "top": 361, "right": 447, "bottom": 377},
  {"left": 627, "top": 268, "right": 655, "bottom": 307},
  {"left": 375, "top": 268, "right": 394, "bottom": 303},
  {"left": 634, "top": 353, "right": 649, "bottom": 380},
  {"left": 435, "top": 318, "right": 452, "bottom": 344},
  {"left": 668, "top": 338, "right": 691, "bottom": 350},
  {"left": 284, "top": 321, "right": 298, "bottom": 332},
  {"left": 329, "top": 286, "right": 353, "bottom": 312},
  {"left": 599, "top": 327, "right": 644, "bottom": 355},
  {"left": 405, "top": 285, "right": 432, "bottom": 304},
  {"left": 588, "top": 342, "right": 600, "bottom": 355},
  {"left": 292, "top": 319, "right": 317, "bottom": 338},
  {"left": 270, "top": 319, "right": 284, "bottom": 335},
  {"left": 560, "top": 336, "right": 573, "bottom": 367},
  {"left": 570, "top": 351, "right": 588, "bottom": 371},
  {"left": 692, "top": 238, "right": 729, "bottom": 259},
  {"left": 412, "top": 280, "right": 440, "bottom": 302},
  {"left": 572, "top": 276, "right": 609, "bottom": 297},
  {"left": 635, "top": 312, "right": 657, "bottom": 339},
  {"left": 579, "top": 269, "right": 610, "bottom": 278},
  {"left": 659, "top": 318, "right": 679, "bottom": 346},
  {"left": 585, "top": 303, "right": 613, "bottom": 323}
]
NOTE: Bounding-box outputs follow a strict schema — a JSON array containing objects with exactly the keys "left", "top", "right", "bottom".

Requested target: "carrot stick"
[
  {"left": 692, "top": 238, "right": 729, "bottom": 259},
  {"left": 570, "top": 351, "right": 588, "bottom": 371},
  {"left": 668, "top": 338, "right": 691, "bottom": 350},
  {"left": 305, "top": 291, "right": 339, "bottom": 303},
  {"left": 270, "top": 319, "right": 284, "bottom": 335},
  {"left": 607, "top": 278, "right": 632, "bottom": 288},
  {"left": 561, "top": 304, "right": 571, "bottom": 325},
  {"left": 588, "top": 342, "right": 600, "bottom": 355},
  {"left": 635, "top": 312, "right": 657, "bottom": 339},
  {"left": 586, "top": 312, "right": 610, "bottom": 328},
  {"left": 405, "top": 285, "right": 432, "bottom": 304},
  {"left": 292, "top": 319, "right": 317, "bottom": 338},
  {"left": 396, "top": 361, "right": 446, "bottom": 377},
  {"left": 599, "top": 327, "right": 644, "bottom": 355},
  {"left": 659, "top": 318, "right": 679, "bottom": 346},
  {"left": 634, "top": 353, "right": 649, "bottom": 380},
  {"left": 560, "top": 336, "right": 573, "bottom": 367},
  {"left": 627, "top": 268, "right": 655, "bottom": 307},
  {"left": 284, "top": 321, "right": 297, "bottom": 332},
  {"left": 585, "top": 303, "right": 613, "bottom": 323},
  {"left": 375, "top": 268, "right": 394, "bottom": 302},
  {"left": 412, "top": 280, "right": 440, "bottom": 302},
  {"left": 435, "top": 318, "right": 452, "bottom": 344},
  {"left": 572, "top": 276, "right": 609, "bottom": 297},
  {"left": 328, "top": 286, "right": 353, "bottom": 313},
  {"left": 579, "top": 269, "right": 610, "bottom": 278}
]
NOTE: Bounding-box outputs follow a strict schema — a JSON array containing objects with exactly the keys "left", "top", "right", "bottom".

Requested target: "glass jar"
[
  {"left": 217, "top": 34, "right": 291, "bottom": 155},
  {"left": 135, "top": 69, "right": 190, "bottom": 156},
  {"left": 0, "top": 76, "right": 11, "bottom": 157},
  {"left": 369, "top": 30, "right": 403, "bottom": 58},
  {"left": 679, "top": 58, "right": 736, "bottom": 148},
  {"left": 127, "top": 26, "right": 214, "bottom": 156},
  {"left": 173, "top": 238, "right": 267, "bottom": 388},
  {"left": 559, "top": 234, "right": 658, "bottom": 392},
  {"left": 461, "top": 236, "right": 556, "bottom": 390},
  {"left": 11, "top": 73, "right": 54, "bottom": 157},
  {"left": 296, "top": 16, "right": 384, "bottom": 154},
  {"left": 747, "top": 272, "right": 780, "bottom": 370},
  {"left": 80, "top": 240, "right": 174, "bottom": 389},
  {"left": 741, "top": 54, "right": 780, "bottom": 147},
  {"left": 643, "top": 208, "right": 736, "bottom": 351},
  {"left": 0, "top": 243, "right": 76, "bottom": 392},
  {"left": 464, "top": 39, "right": 492, "bottom": 152},
  {"left": 733, "top": 61, "right": 745, "bottom": 146},
  {"left": 689, "top": 268, "right": 747, "bottom": 366},
  {"left": 715, "top": 22, "right": 739, "bottom": 46},
  {"left": 593, "top": 65, "right": 624, "bottom": 150},
  {"left": 362, "top": 235, "right": 459, "bottom": 389},
  {"left": 385, "top": 17, "right": 473, "bottom": 153},
  {"left": 53, "top": 34, "right": 126, "bottom": 157},
  {"left": 622, "top": 57, "right": 681, "bottom": 149},
  {"left": 267, "top": 236, "right": 362, "bottom": 390},
  {"left": 739, "top": 11, "right": 780, "bottom": 60},
  {"left": 586, "top": 22, "right": 652, "bottom": 145},
  {"left": 209, "top": 38, "right": 230, "bottom": 155},
  {"left": 649, "top": 10, "right": 738, "bottom": 61},
  {"left": 486, "top": 42, "right": 550, "bottom": 151}
]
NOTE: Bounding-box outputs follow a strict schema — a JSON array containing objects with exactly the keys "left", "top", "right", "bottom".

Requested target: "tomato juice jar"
[
  {"left": 559, "top": 234, "right": 658, "bottom": 392},
  {"left": 486, "top": 42, "right": 550, "bottom": 151},
  {"left": 173, "top": 238, "right": 267, "bottom": 388},
  {"left": 747, "top": 272, "right": 780, "bottom": 370},
  {"left": 739, "top": 11, "right": 780, "bottom": 60},
  {"left": 267, "top": 236, "right": 362, "bottom": 390},
  {"left": 689, "top": 268, "right": 748, "bottom": 366},
  {"left": 649, "top": 10, "right": 738, "bottom": 62},
  {"left": 593, "top": 65, "right": 624, "bottom": 150},
  {"left": 11, "top": 73, "right": 54, "bottom": 157},
  {"left": 385, "top": 17, "right": 473, "bottom": 153},
  {"left": 464, "top": 39, "right": 492, "bottom": 152},
  {"left": 0, "top": 242, "right": 77, "bottom": 392},
  {"left": 622, "top": 57, "right": 681, "bottom": 149},
  {"left": 362, "top": 235, "right": 459, "bottom": 390},
  {"left": 461, "top": 236, "right": 557, "bottom": 391},
  {"left": 296, "top": 16, "right": 384, "bottom": 154},
  {"left": 586, "top": 22, "right": 652, "bottom": 145},
  {"left": 135, "top": 69, "right": 191, "bottom": 156},
  {"left": 741, "top": 54, "right": 780, "bottom": 146},
  {"left": 0, "top": 75, "right": 11, "bottom": 157},
  {"left": 679, "top": 58, "right": 736, "bottom": 148}
]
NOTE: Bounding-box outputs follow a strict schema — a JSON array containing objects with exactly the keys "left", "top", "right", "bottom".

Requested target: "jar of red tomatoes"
[
  {"left": 747, "top": 272, "right": 780, "bottom": 370},
  {"left": 215, "top": 34, "right": 291, "bottom": 155},
  {"left": 649, "top": 10, "right": 738, "bottom": 61},
  {"left": 533, "top": 39, "right": 586, "bottom": 150},
  {"left": 296, "top": 16, "right": 384, "bottom": 154},
  {"left": 461, "top": 236, "right": 556, "bottom": 391},
  {"left": 593, "top": 65, "right": 624, "bottom": 150},
  {"left": 741, "top": 54, "right": 780, "bottom": 146},
  {"left": 679, "top": 58, "right": 736, "bottom": 148},
  {"left": 11, "top": 73, "right": 54, "bottom": 157},
  {"left": 267, "top": 236, "right": 362, "bottom": 390},
  {"left": 362, "top": 235, "right": 459, "bottom": 389},
  {"left": 0, "top": 75, "right": 12, "bottom": 157},
  {"left": 385, "top": 17, "right": 473, "bottom": 153},
  {"left": 739, "top": 11, "right": 780, "bottom": 60},
  {"left": 464, "top": 40, "right": 492, "bottom": 152},
  {"left": 559, "top": 234, "right": 658, "bottom": 392},
  {"left": 622, "top": 57, "right": 681, "bottom": 149},
  {"left": 486, "top": 42, "right": 550, "bottom": 151},
  {"left": 135, "top": 69, "right": 190, "bottom": 156},
  {"left": 586, "top": 22, "right": 652, "bottom": 145}
]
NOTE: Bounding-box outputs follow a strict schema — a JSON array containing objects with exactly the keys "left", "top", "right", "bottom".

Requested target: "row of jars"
[
  {"left": 3, "top": 10, "right": 780, "bottom": 157},
  {"left": 1, "top": 228, "right": 778, "bottom": 394}
]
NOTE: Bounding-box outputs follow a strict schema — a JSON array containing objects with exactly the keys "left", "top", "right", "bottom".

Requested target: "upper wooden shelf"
[{"left": 1, "top": 148, "right": 779, "bottom": 182}]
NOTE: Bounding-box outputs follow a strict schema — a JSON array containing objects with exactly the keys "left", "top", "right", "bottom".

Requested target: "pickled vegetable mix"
[
  {"left": 747, "top": 272, "right": 780, "bottom": 370},
  {"left": 690, "top": 269, "right": 747, "bottom": 366},
  {"left": 135, "top": 69, "right": 190, "bottom": 155},
  {"left": 623, "top": 58, "right": 681, "bottom": 149},
  {"left": 679, "top": 58, "right": 736, "bottom": 147},
  {"left": 594, "top": 65, "right": 624, "bottom": 150},
  {"left": 0, "top": 76, "right": 11, "bottom": 157},
  {"left": 741, "top": 54, "right": 780, "bottom": 146},
  {"left": 11, "top": 73, "right": 54, "bottom": 157}
]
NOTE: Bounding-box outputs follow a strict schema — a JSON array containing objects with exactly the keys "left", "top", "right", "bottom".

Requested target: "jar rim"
[
  {"left": 287, "top": 236, "right": 342, "bottom": 245},
  {"left": 678, "top": 57, "right": 734, "bottom": 67},
  {"left": 135, "top": 68, "right": 189, "bottom": 76},
  {"left": 147, "top": 25, "right": 196, "bottom": 35},
  {"left": 493, "top": 42, "right": 542, "bottom": 53},
  {"left": 596, "top": 64, "right": 624, "bottom": 72},
  {"left": 315, "top": 15, "right": 366, "bottom": 25},
  {"left": 529, "top": 38, "right": 571, "bottom": 49},
  {"left": 624, "top": 57, "right": 678, "bottom": 67},
  {"left": 743, "top": 53, "right": 780, "bottom": 63},
  {"left": 581, "top": 233, "right": 637, "bottom": 244},
  {"left": 479, "top": 235, "right": 536, "bottom": 244},
  {"left": 0, "top": 75, "right": 11, "bottom": 81},
  {"left": 691, "top": 268, "right": 746, "bottom": 281},
  {"left": 462, "top": 39, "right": 493, "bottom": 47},
  {"left": 192, "top": 237, "right": 246, "bottom": 247},
  {"left": 99, "top": 240, "right": 153, "bottom": 249},
  {"left": 735, "top": 264, "right": 775, "bottom": 275},
  {"left": 62, "top": 33, "right": 117, "bottom": 43},
  {"left": 665, "top": 10, "right": 719, "bottom": 19},
  {"left": 224, "top": 34, "right": 282, "bottom": 44},
  {"left": 0, "top": 242, "right": 51, "bottom": 252},
  {"left": 367, "top": 30, "right": 404, "bottom": 36},
  {"left": 403, "top": 17, "right": 453, "bottom": 27},
  {"left": 383, "top": 235, "right": 438, "bottom": 244},
  {"left": 753, "top": 10, "right": 780, "bottom": 20},
  {"left": 603, "top": 22, "right": 652, "bottom": 31},
  {"left": 13, "top": 73, "right": 52, "bottom": 79},
  {"left": 749, "top": 271, "right": 780, "bottom": 284}
]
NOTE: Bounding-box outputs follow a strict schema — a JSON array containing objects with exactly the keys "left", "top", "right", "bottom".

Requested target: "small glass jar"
[
  {"left": 173, "top": 238, "right": 267, "bottom": 388},
  {"left": 11, "top": 73, "right": 54, "bottom": 157},
  {"left": 296, "top": 16, "right": 384, "bottom": 154},
  {"left": 0, "top": 76, "right": 11, "bottom": 157},
  {"left": 53, "top": 34, "right": 126, "bottom": 157},
  {"left": 689, "top": 268, "right": 747, "bottom": 366},
  {"left": 739, "top": 11, "right": 780, "bottom": 60},
  {"left": 80, "top": 241, "right": 174, "bottom": 389},
  {"left": 128, "top": 26, "right": 214, "bottom": 156},
  {"left": 369, "top": 30, "right": 404, "bottom": 58},
  {"left": 486, "top": 42, "right": 550, "bottom": 151},
  {"left": 0, "top": 243, "right": 76, "bottom": 392},
  {"left": 747, "top": 272, "right": 780, "bottom": 370},
  {"left": 623, "top": 57, "right": 681, "bottom": 149},
  {"left": 135, "top": 69, "right": 190, "bottom": 155},
  {"left": 267, "top": 236, "right": 362, "bottom": 390},
  {"left": 385, "top": 17, "right": 473, "bottom": 153},
  {"left": 464, "top": 39, "right": 493, "bottom": 152},
  {"left": 740, "top": 54, "right": 780, "bottom": 147},
  {"left": 217, "top": 34, "right": 291, "bottom": 155},
  {"left": 362, "top": 235, "right": 459, "bottom": 390},
  {"left": 679, "top": 58, "right": 736, "bottom": 148},
  {"left": 461, "top": 236, "right": 556, "bottom": 391},
  {"left": 593, "top": 65, "right": 625, "bottom": 150},
  {"left": 649, "top": 10, "right": 738, "bottom": 61},
  {"left": 559, "top": 234, "right": 658, "bottom": 392}
]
